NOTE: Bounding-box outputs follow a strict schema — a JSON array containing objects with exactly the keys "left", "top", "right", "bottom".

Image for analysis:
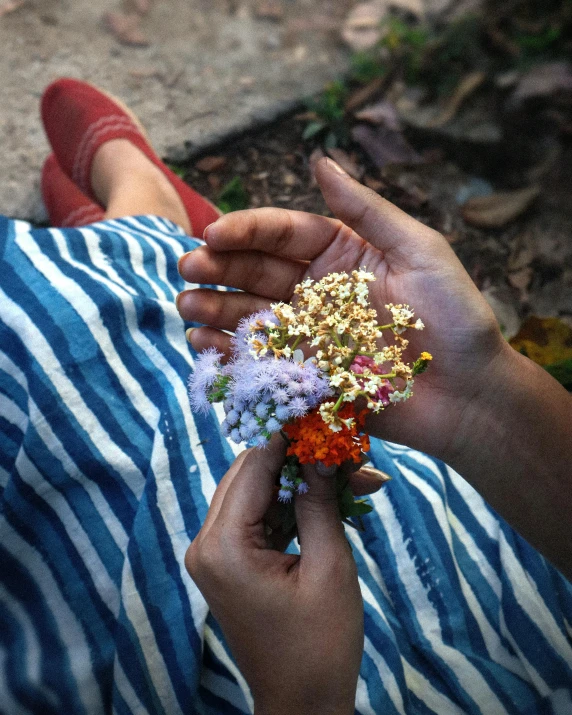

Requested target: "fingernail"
[
  {"left": 177, "top": 252, "right": 191, "bottom": 273},
  {"left": 325, "top": 157, "right": 348, "bottom": 176},
  {"left": 203, "top": 222, "right": 216, "bottom": 240},
  {"left": 185, "top": 327, "right": 195, "bottom": 343},
  {"left": 360, "top": 467, "right": 392, "bottom": 483},
  {"left": 315, "top": 461, "right": 337, "bottom": 477}
]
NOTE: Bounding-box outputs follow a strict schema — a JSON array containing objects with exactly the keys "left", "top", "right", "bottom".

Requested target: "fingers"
[
  {"left": 218, "top": 437, "right": 287, "bottom": 529},
  {"left": 202, "top": 206, "right": 348, "bottom": 261},
  {"left": 186, "top": 326, "right": 232, "bottom": 357},
  {"left": 178, "top": 245, "right": 308, "bottom": 301},
  {"left": 177, "top": 288, "right": 270, "bottom": 329},
  {"left": 200, "top": 450, "right": 250, "bottom": 535},
  {"left": 315, "top": 158, "right": 444, "bottom": 268},
  {"left": 295, "top": 463, "right": 348, "bottom": 567},
  {"left": 348, "top": 466, "right": 391, "bottom": 496}
]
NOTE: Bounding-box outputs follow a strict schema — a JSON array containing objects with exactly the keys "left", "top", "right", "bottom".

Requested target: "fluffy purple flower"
[
  {"left": 187, "top": 348, "right": 224, "bottom": 414},
  {"left": 273, "top": 388, "right": 290, "bottom": 405},
  {"left": 287, "top": 396, "right": 309, "bottom": 418},
  {"left": 265, "top": 417, "right": 281, "bottom": 433},
  {"left": 226, "top": 409, "right": 240, "bottom": 426},
  {"left": 240, "top": 422, "right": 260, "bottom": 440},
  {"left": 255, "top": 402, "right": 271, "bottom": 418},
  {"left": 278, "top": 488, "right": 293, "bottom": 503},
  {"left": 230, "top": 428, "right": 242, "bottom": 444},
  {"left": 297, "top": 481, "right": 309, "bottom": 494},
  {"left": 231, "top": 309, "right": 279, "bottom": 355},
  {"left": 254, "top": 434, "right": 270, "bottom": 448},
  {"left": 274, "top": 404, "right": 290, "bottom": 421}
]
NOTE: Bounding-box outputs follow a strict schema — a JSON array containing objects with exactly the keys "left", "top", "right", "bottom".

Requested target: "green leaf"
[
  {"left": 342, "top": 500, "right": 374, "bottom": 518},
  {"left": 302, "top": 121, "right": 326, "bottom": 141},
  {"left": 544, "top": 359, "right": 572, "bottom": 391},
  {"left": 166, "top": 163, "right": 186, "bottom": 179},
  {"left": 217, "top": 176, "right": 249, "bottom": 214}
]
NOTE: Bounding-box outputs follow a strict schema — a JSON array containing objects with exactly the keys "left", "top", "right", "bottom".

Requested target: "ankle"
[{"left": 91, "top": 139, "right": 191, "bottom": 233}]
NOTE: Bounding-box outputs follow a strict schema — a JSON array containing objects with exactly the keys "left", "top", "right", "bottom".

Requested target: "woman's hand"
[
  {"left": 177, "top": 157, "right": 507, "bottom": 464},
  {"left": 179, "top": 158, "right": 572, "bottom": 579},
  {"left": 186, "top": 438, "right": 364, "bottom": 715}
]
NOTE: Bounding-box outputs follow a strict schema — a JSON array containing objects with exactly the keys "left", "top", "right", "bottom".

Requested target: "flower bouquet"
[{"left": 189, "top": 269, "right": 431, "bottom": 532}]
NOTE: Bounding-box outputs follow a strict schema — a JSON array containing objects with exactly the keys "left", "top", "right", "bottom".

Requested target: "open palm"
[{"left": 177, "top": 158, "right": 507, "bottom": 463}]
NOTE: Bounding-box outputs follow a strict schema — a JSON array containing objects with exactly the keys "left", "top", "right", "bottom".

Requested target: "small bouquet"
[{"left": 189, "top": 269, "right": 431, "bottom": 531}]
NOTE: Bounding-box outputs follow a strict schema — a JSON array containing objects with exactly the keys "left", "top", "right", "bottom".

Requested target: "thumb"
[
  {"left": 315, "top": 157, "right": 441, "bottom": 268},
  {"left": 295, "top": 462, "right": 348, "bottom": 567}
]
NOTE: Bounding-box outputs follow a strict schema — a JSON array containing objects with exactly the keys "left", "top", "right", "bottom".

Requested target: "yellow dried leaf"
[{"left": 509, "top": 316, "right": 572, "bottom": 366}]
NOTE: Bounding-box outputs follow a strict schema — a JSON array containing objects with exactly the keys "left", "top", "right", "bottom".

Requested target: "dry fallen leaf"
[
  {"left": 341, "top": 1, "right": 388, "bottom": 52},
  {"left": 427, "top": 71, "right": 486, "bottom": 128},
  {"left": 125, "top": 0, "right": 152, "bottom": 15},
  {"left": 354, "top": 100, "right": 401, "bottom": 130},
  {"left": 0, "top": 0, "right": 25, "bottom": 17},
  {"left": 510, "top": 316, "right": 572, "bottom": 366},
  {"left": 364, "top": 175, "right": 387, "bottom": 191},
  {"left": 104, "top": 11, "right": 149, "bottom": 46},
  {"left": 195, "top": 156, "right": 227, "bottom": 173},
  {"left": 512, "top": 62, "right": 572, "bottom": 105},
  {"left": 388, "top": 0, "right": 424, "bottom": 17},
  {"left": 507, "top": 233, "right": 535, "bottom": 272},
  {"left": 462, "top": 186, "right": 540, "bottom": 229},
  {"left": 352, "top": 124, "right": 422, "bottom": 169},
  {"left": 508, "top": 267, "right": 533, "bottom": 291},
  {"left": 346, "top": 77, "right": 387, "bottom": 113},
  {"left": 254, "top": 0, "right": 284, "bottom": 21}
]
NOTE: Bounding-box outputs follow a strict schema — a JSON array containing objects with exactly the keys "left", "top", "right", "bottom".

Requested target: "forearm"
[{"left": 446, "top": 342, "right": 572, "bottom": 580}]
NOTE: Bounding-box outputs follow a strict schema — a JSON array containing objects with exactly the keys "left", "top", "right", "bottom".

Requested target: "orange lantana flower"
[{"left": 283, "top": 403, "right": 370, "bottom": 467}]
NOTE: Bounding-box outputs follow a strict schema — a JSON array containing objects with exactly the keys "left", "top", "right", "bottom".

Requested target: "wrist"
[{"left": 442, "top": 340, "right": 572, "bottom": 576}]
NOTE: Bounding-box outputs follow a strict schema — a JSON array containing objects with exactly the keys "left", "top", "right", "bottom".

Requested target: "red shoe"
[
  {"left": 42, "top": 154, "right": 105, "bottom": 228},
  {"left": 41, "top": 78, "right": 221, "bottom": 236}
]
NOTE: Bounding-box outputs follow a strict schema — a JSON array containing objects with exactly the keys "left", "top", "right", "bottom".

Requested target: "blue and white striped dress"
[{"left": 1, "top": 214, "right": 571, "bottom": 714}]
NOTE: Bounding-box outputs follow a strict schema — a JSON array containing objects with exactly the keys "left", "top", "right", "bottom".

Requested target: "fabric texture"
[{"left": 0, "top": 214, "right": 571, "bottom": 714}]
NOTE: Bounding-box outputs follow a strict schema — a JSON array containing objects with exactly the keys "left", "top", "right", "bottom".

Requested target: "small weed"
[
  {"left": 217, "top": 177, "right": 249, "bottom": 213},
  {"left": 303, "top": 80, "right": 350, "bottom": 148}
]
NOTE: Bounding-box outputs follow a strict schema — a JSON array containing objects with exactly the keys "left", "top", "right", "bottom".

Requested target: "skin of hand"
[
  {"left": 179, "top": 157, "right": 572, "bottom": 579},
  {"left": 177, "top": 157, "right": 505, "bottom": 461},
  {"left": 186, "top": 438, "right": 363, "bottom": 715}
]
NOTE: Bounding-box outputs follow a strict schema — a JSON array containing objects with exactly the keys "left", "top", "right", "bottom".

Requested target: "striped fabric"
[{"left": 0, "top": 214, "right": 571, "bottom": 714}]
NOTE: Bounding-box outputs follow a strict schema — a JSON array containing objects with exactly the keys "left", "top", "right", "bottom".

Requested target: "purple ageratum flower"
[
  {"left": 226, "top": 409, "right": 240, "bottom": 426},
  {"left": 278, "top": 488, "right": 294, "bottom": 503},
  {"left": 255, "top": 402, "right": 271, "bottom": 419},
  {"left": 230, "top": 428, "right": 242, "bottom": 444},
  {"left": 274, "top": 404, "right": 290, "bottom": 421},
  {"left": 273, "top": 388, "right": 290, "bottom": 405},
  {"left": 231, "top": 310, "right": 280, "bottom": 355},
  {"left": 254, "top": 434, "right": 270, "bottom": 448},
  {"left": 265, "top": 417, "right": 281, "bottom": 433},
  {"left": 188, "top": 348, "right": 224, "bottom": 414},
  {"left": 240, "top": 421, "right": 260, "bottom": 440},
  {"left": 287, "top": 396, "right": 309, "bottom": 418},
  {"left": 280, "top": 475, "right": 294, "bottom": 488},
  {"left": 297, "top": 481, "right": 309, "bottom": 494}
]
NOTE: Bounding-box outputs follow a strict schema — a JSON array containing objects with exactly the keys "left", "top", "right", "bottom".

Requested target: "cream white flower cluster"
[{"left": 247, "top": 269, "right": 429, "bottom": 431}]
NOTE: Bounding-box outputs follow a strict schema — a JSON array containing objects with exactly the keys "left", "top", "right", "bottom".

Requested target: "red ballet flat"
[
  {"left": 42, "top": 154, "right": 105, "bottom": 228},
  {"left": 41, "top": 77, "right": 221, "bottom": 236}
]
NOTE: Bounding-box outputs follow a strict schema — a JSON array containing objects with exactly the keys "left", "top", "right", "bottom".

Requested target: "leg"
[
  {"left": 41, "top": 78, "right": 221, "bottom": 235},
  {"left": 90, "top": 139, "right": 191, "bottom": 234}
]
